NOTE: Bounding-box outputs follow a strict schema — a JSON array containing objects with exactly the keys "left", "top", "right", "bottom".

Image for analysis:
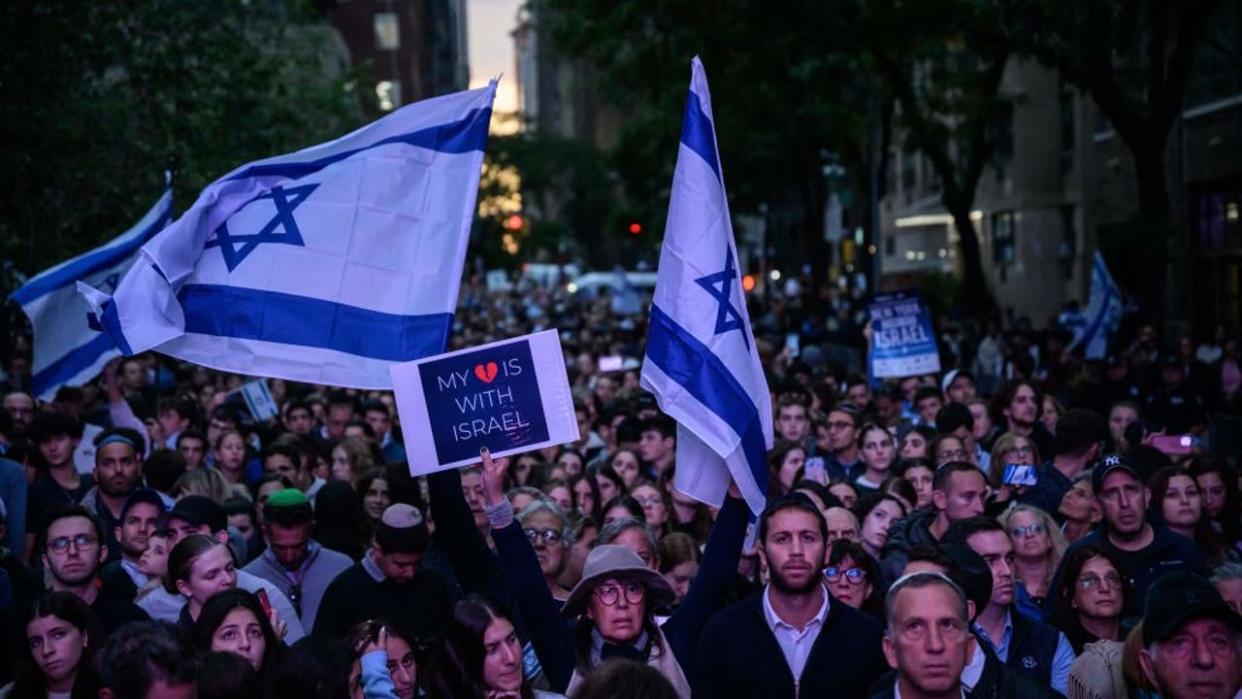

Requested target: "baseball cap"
[
  {"left": 119, "top": 488, "right": 166, "bottom": 521},
  {"left": 1091, "top": 454, "right": 1141, "bottom": 492},
  {"left": 1143, "top": 571, "right": 1242, "bottom": 645},
  {"left": 167, "top": 495, "right": 227, "bottom": 533}
]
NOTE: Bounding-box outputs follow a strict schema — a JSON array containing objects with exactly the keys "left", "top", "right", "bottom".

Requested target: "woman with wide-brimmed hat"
[{"left": 559, "top": 544, "right": 690, "bottom": 697}]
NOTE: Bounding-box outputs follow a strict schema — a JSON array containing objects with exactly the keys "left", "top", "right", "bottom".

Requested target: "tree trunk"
[{"left": 946, "top": 198, "right": 993, "bottom": 317}]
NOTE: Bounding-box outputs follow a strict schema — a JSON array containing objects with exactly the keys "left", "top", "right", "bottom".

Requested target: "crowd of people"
[{"left": 0, "top": 275, "right": 1239, "bottom": 699}]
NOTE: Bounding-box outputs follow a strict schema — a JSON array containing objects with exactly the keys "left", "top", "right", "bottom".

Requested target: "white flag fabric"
[
  {"left": 640, "top": 58, "right": 773, "bottom": 515},
  {"left": 1076, "top": 252, "right": 1122, "bottom": 359},
  {"left": 83, "top": 83, "right": 496, "bottom": 388},
  {"left": 11, "top": 185, "right": 173, "bottom": 399}
]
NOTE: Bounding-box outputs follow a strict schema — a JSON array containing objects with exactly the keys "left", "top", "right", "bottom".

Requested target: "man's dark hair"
[
  {"left": 93, "top": 426, "right": 147, "bottom": 456},
  {"left": 360, "top": 399, "right": 390, "bottom": 417},
  {"left": 571, "top": 658, "right": 679, "bottom": 699},
  {"left": 936, "top": 403, "right": 974, "bottom": 435},
  {"left": 43, "top": 502, "right": 104, "bottom": 544},
  {"left": 789, "top": 479, "right": 840, "bottom": 509},
  {"left": 175, "top": 429, "right": 207, "bottom": 449},
  {"left": 614, "top": 416, "right": 643, "bottom": 444},
  {"left": 27, "top": 411, "right": 82, "bottom": 444},
  {"left": 326, "top": 390, "right": 358, "bottom": 412},
  {"left": 1055, "top": 408, "right": 1109, "bottom": 457},
  {"left": 197, "top": 651, "right": 260, "bottom": 699},
  {"left": 907, "top": 544, "right": 955, "bottom": 570},
  {"left": 98, "top": 620, "right": 199, "bottom": 697},
  {"left": 758, "top": 493, "right": 828, "bottom": 543},
  {"left": 992, "top": 380, "right": 1042, "bottom": 422},
  {"left": 845, "top": 374, "right": 870, "bottom": 391},
  {"left": 639, "top": 414, "right": 676, "bottom": 440},
  {"left": 374, "top": 518, "right": 430, "bottom": 555},
  {"left": 261, "top": 442, "right": 303, "bottom": 469},
  {"left": 932, "top": 461, "right": 984, "bottom": 491},
  {"left": 271, "top": 635, "right": 352, "bottom": 699},
  {"left": 283, "top": 399, "right": 312, "bottom": 418},
  {"left": 914, "top": 385, "right": 943, "bottom": 406},
  {"left": 344, "top": 419, "right": 376, "bottom": 438},
  {"left": 265, "top": 499, "right": 314, "bottom": 528},
  {"left": 157, "top": 397, "right": 198, "bottom": 424},
  {"left": 942, "top": 516, "right": 1006, "bottom": 546},
  {"left": 143, "top": 449, "right": 188, "bottom": 494},
  {"left": 210, "top": 405, "right": 242, "bottom": 427},
  {"left": 223, "top": 496, "right": 257, "bottom": 523}
]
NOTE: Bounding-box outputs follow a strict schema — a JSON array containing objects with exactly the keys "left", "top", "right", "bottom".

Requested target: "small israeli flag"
[
  {"left": 82, "top": 83, "right": 496, "bottom": 388},
  {"left": 641, "top": 58, "right": 773, "bottom": 514},
  {"left": 10, "top": 182, "right": 173, "bottom": 399},
  {"left": 1076, "top": 252, "right": 1122, "bottom": 359}
]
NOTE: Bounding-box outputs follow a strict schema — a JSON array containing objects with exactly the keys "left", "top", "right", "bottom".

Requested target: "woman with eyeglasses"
[
  {"left": 423, "top": 595, "right": 564, "bottom": 699},
  {"left": 985, "top": 432, "right": 1042, "bottom": 510},
  {"left": 929, "top": 433, "right": 971, "bottom": 468},
  {"left": 518, "top": 500, "right": 572, "bottom": 601},
  {"left": 1047, "top": 545, "right": 1131, "bottom": 653},
  {"left": 8, "top": 592, "right": 101, "bottom": 699},
  {"left": 999, "top": 505, "right": 1067, "bottom": 616},
  {"left": 823, "top": 540, "right": 883, "bottom": 620}
]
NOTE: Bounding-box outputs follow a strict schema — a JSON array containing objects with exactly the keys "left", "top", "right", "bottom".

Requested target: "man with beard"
[
  {"left": 41, "top": 502, "right": 148, "bottom": 639},
  {"left": 693, "top": 493, "right": 888, "bottom": 697},
  {"left": 1053, "top": 455, "right": 1203, "bottom": 612},
  {"left": 82, "top": 428, "right": 146, "bottom": 560},
  {"left": 993, "top": 381, "right": 1055, "bottom": 465},
  {"left": 944, "top": 517, "right": 1074, "bottom": 694},
  {"left": 98, "top": 489, "right": 166, "bottom": 599}
]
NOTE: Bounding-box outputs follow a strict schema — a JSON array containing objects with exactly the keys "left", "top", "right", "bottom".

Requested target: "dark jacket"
[
  {"left": 867, "top": 643, "right": 1063, "bottom": 699},
  {"left": 695, "top": 591, "right": 888, "bottom": 698},
  {"left": 1015, "top": 463, "right": 1074, "bottom": 524},
  {"left": 998, "top": 610, "right": 1063, "bottom": 687},
  {"left": 879, "top": 507, "right": 940, "bottom": 582},
  {"left": 313, "top": 561, "right": 453, "bottom": 640},
  {"left": 497, "top": 494, "right": 749, "bottom": 692},
  {"left": 1048, "top": 525, "right": 1204, "bottom": 618},
  {"left": 98, "top": 559, "right": 139, "bottom": 601}
]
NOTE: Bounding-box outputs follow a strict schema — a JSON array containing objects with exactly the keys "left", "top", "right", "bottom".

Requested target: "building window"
[
  {"left": 374, "top": 12, "right": 399, "bottom": 50},
  {"left": 992, "top": 211, "right": 1015, "bottom": 265},
  {"left": 885, "top": 233, "right": 896, "bottom": 257},
  {"left": 376, "top": 80, "right": 401, "bottom": 111},
  {"left": 1059, "top": 205, "right": 1076, "bottom": 279}
]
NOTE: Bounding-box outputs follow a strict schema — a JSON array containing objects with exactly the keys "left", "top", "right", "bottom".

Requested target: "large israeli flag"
[
  {"left": 640, "top": 58, "right": 773, "bottom": 515},
  {"left": 10, "top": 184, "right": 173, "bottom": 399},
  {"left": 1075, "top": 252, "right": 1122, "bottom": 359},
  {"left": 82, "top": 83, "right": 496, "bottom": 388}
]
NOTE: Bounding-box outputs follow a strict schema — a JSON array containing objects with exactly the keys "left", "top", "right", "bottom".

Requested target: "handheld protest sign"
[
  {"left": 868, "top": 290, "right": 941, "bottom": 378},
  {"left": 390, "top": 330, "right": 578, "bottom": 475}
]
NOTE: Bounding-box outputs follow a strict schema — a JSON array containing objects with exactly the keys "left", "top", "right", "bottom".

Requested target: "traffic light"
[
  {"left": 505, "top": 214, "right": 523, "bottom": 230},
  {"left": 628, "top": 222, "right": 642, "bottom": 235}
]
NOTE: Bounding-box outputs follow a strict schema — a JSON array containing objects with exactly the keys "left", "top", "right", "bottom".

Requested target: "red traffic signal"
[
  {"left": 628, "top": 222, "right": 642, "bottom": 235},
  {"left": 505, "top": 214, "right": 523, "bottom": 230}
]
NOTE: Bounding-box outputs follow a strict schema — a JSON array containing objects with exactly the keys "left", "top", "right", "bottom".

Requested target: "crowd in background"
[{"left": 0, "top": 272, "right": 1240, "bottom": 699}]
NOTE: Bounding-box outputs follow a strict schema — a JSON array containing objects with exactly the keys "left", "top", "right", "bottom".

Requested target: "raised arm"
[
  {"left": 663, "top": 483, "right": 748, "bottom": 671},
  {"left": 425, "top": 466, "right": 500, "bottom": 594},
  {"left": 480, "top": 448, "right": 575, "bottom": 691}
]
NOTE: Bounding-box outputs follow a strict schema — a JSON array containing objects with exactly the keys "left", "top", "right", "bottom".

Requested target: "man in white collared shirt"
[
  {"left": 760, "top": 496, "right": 832, "bottom": 688},
  {"left": 881, "top": 572, "right": 972, "bottom": 699}
]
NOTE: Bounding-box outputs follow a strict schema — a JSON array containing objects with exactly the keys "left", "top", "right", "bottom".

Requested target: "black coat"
[
  {"left": 692, "top": 591, "right": 888, "bottom": 698},
  {"left": 867, "top": 644, "right": 1064, "bottom": 699}
]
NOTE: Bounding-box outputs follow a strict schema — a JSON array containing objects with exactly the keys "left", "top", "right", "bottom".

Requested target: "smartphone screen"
[
  {"left": 1151, "top": 434, "right": 1194, "bottom": 455},
  {"left": 256, "top": 588, "right": 272, "bottom": 618},
  {"left": 803, "top": 456, "right": 828, "bottom": 485},
  {"left": 1002, "top": 464, "right": 1038, "bottom": 486},
  {"left": 785, "top": 333, "right": 801, "bottom": 357}
]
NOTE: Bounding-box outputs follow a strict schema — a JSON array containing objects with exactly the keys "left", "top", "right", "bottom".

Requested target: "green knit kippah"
[{"left": 266, "top": 488, "right": 309, "bottom": 509}]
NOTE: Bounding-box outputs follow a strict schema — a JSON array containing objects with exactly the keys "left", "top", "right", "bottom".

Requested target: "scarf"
[{"left": 566, "top": 625, "right": 691, "bottom": 699}]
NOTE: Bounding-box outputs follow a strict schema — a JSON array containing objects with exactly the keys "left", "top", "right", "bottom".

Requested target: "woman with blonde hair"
[
  {"left": 999, "top": 504, "right": 1068, "bottom": 616},
  {"left": 986, "top": 432, "right": 1042, "bottom": 510},
  {"left": 176, "top": 466, "right": 242, "bottom": 504}
]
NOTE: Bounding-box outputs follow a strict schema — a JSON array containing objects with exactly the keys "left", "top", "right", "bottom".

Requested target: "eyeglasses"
[
  {"left": 47, "top": 534, "right": 98, "bottom": 554},
  {"left": 524, "top": 528, "right": 563, "bottom": 545},
  {"left": 593, "top": 581, "right": 646, "bottom": 606},
  {"left": 1078, "top": 572, "right": 1122, "bottom": 591},
  {"left": 1010, "top": 523, "right": 1046, "bottom": 539},
  {"left": 634, "top": 496, "right": 663, "bottom": 508},
  {"left": 823, "top": 566, "right": 867, "bottom": 585},
  {"left": 939, "top": 449, "right": 969, "bottom": 462}
]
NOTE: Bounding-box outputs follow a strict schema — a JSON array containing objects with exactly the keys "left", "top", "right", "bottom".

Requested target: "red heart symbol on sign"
[{"left": 474, "top": 362, "right": 499, "bottom": 384}]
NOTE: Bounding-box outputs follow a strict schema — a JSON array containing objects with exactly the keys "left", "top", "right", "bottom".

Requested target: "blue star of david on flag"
[
  {"left": 694, "top": 246, "right": 750, "bottom": 351},
  {"left": 205, "top": 183, "right": 319, "bottom": 271}
]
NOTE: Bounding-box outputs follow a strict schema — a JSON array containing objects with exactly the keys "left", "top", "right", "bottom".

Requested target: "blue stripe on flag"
[
  {"left": 225, "top": 107, "right": 493, "bottom": 183},
  {"left": 31, "top": 334, "right": 118, "bottom": 398},
  {"left": 645, "top": 304, "right": 768, "bottom": 497},
  {"left": 679, "top": 91, "right": 721, "bottom": 181},
  {"left": 10, "top": 204, "right": 171, "bottom": 306},
  {"left": 1080, "top": 255, "right": 1115, "bottom": 350},
  {"left": 177, "top": 284, "right": 453, "bottom": 362}
]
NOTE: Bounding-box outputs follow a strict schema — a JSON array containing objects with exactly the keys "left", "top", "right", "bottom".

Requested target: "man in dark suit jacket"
[{"left": 693, "top": 494, "right": 888, "bottom": 698}]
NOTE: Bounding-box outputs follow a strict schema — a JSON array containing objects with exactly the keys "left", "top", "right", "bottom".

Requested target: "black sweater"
[
  {"left": 313, "top": 562, "right": 453, "bottom": 639},
  {"left": 692, "top": 591, "right": 888, "bottom": 698}
]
